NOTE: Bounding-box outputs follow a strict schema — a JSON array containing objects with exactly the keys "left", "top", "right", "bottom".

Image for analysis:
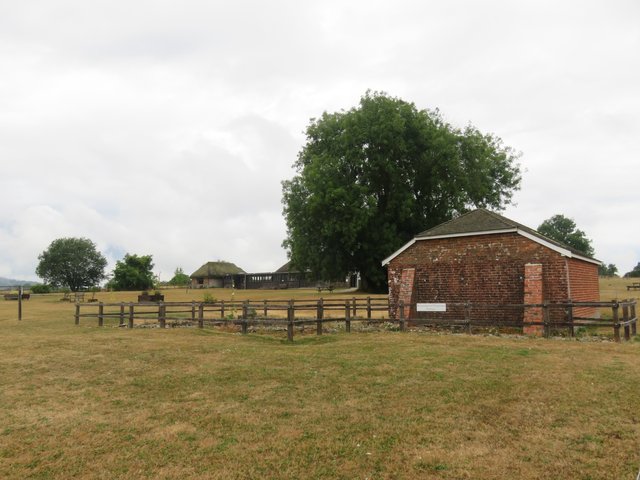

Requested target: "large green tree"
[
  {"left": 109, "top": 254, "right": 155, "bottom": 291},
  {"left": 282, "top": 92, "right": 521, "bottom": 292},
  {"left": 537, "top": 214, "right": 595, "bottom": 257},
  {"left": 36, "top": 237, "right": 107, "bottom": 291}
]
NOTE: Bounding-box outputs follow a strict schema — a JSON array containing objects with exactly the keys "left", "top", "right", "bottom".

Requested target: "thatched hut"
[{"left": 190, "top": 261, "right": 245, "bottom": 288}]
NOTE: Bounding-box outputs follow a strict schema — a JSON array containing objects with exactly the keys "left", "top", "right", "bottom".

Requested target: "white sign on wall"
[{"left": 416, "top": 303, "right": 447, "bottom": 312}]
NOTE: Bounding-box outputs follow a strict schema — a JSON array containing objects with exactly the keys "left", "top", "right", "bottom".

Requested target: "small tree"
[
  {"left": 169, "top": 267, "right": 191, "bottom": 286},
  {"left": 36, "top": 237, "right": 107, "bottom": 291},
  {"left": 598, "top": 263, "right": 618, "bottom": 277},
  {"left": 624, "top": 263, "right": 640, "bottom": 278},
  {"left": 109, "top": 254, "right": 155, "bottom": 291},
  {"left": 537, "top": 214, "right": 595, "bottom": 257}
]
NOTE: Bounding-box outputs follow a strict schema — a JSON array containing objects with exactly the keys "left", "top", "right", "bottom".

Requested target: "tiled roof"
[
  {"left": 416, "top": 209, "right": 594, "bottom": 258},
  {"left": 382, "top": 208, "right": 600, "bottom": 266}
]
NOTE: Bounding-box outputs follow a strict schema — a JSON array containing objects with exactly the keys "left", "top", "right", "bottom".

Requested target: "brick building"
[{"left": 382, "top": 209, "right": 601, "bottom": 330}]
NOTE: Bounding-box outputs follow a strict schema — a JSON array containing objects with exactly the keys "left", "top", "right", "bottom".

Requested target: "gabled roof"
[
  {"left": 382, "top": 209, "right": 601, "bottom": 266},
  {"left": 275, "top": 261, "right": 293, "bottom": 273},
  {"left": 190, "top": 261, "right": 245, "bottom": 278},
  {"left": 416, "top": 208, "right": 520, "bottom": 238}
]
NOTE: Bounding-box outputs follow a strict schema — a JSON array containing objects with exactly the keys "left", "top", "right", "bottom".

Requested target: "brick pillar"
[
  {"left": 399, "top": 268, "right": 415, "bottom": 320},
  {"left": 523, "top": 263, "right": 543, "bottom": 336}
]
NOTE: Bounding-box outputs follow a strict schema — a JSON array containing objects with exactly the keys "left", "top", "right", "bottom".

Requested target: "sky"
[{"left": 1, "top": 0, "right": 639, "bottom": 282}]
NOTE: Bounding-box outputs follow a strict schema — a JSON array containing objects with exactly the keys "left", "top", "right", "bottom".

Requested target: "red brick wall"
[
  {"left": 523, "top": 263, "right": 544, "bottom": 335},
  {"left": 387, "top": 232, "right": 575, "bottom": 324},
  {"left": 567, "top": 258, "right": 600, "bottom": 317},
  {"left": 398, "top": 268, "right": 415, "bottom": 319}
]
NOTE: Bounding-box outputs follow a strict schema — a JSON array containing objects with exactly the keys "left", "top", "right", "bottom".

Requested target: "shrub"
[{"left": 31, "top": 284, "right": 52, "bottom": 294}]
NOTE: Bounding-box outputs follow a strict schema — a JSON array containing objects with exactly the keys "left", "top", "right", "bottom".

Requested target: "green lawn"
[{"left": 0, "top": 286, "right": 639, "bottom": 479}]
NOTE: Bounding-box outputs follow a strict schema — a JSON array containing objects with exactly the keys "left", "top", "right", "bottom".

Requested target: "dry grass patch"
[{"left": 0, "top": 285, "right": 639, "bottom": 478}]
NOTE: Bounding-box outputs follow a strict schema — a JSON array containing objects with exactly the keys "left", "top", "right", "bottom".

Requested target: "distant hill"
[{"left": 0, "top": 277, "right": 38, "bottom": 288}]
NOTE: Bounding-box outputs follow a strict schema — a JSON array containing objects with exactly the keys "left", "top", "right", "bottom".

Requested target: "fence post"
[
  {"left": 287, "top": 300, "right": 294, "bottom": 342},
  {"left": 542, "top": 301, "right": 550, "bottom": 338},
  {"left": 316, "top": 299, "right": 323, "bottom": 335},
  {"left": 198, "top": 303, "right": 204, "bottom": 329},
  {"left": 98, "top": 302, "right": 104, "bottom": 327},
  {"left": 623, "top": 301, "right": 630, "bottom": 341},
  {"left": 242, "top": 301, "right": 248, "bottom": 334},
  {"left": 159, "top": 303, "right": 166, "bottom": 329},
  {"left": 128, "top": 303, "right": 134, "bottom": 329},
  {"left": 119, "top": 303, "right": 125, "bottom": 326},
  {"left": 566, "top": 301, "right": 574, "bottom": 337},
  {"left": 367, "top": 296, "right": 372, "bottom": 319},
  {"left": 191, "top": 301, "right": 196, "bottom": 324},
  {"left": 464, "top": 302, "right": 471, "bottom": 334},
  {"left": 345, "top": 300, "right": 351, "bottom": 333},
  {"left": 263, "top": 299, "right": 268, "bottom": 317},
  {"left": 399, "top": 300, "right": 405, "bottom": 332},
  {"left": 612, "top": 301, "right": 620, "bottom": 342},
  {"left": 352, "top": 297, "right": 357, "bottom": 317},
  {"left": 75, "top": 303, "right": 80, "bottom": 325},
  {"left": 631, "top": 302, "right": 637, "bottom": 337},
  {"left": 221, "top": 300, "right": 225, "bottom": 319},
  {"left": 18, "top": 285, "right": 23, "bottom": 321}
]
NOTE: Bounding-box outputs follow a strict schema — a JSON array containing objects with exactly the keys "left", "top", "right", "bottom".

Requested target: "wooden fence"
[
  {"left": 74, "top": 298, "right": 637, "bottom": 342},
  {"left": 408, "top": 300, "right": 638, "bottom": 342},
  {"left": 74, "top": 297, "right": 390, "bottom": 341}
]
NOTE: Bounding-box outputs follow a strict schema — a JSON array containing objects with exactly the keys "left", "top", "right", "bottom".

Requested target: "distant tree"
[
  {"left": 30, "top": 284, "right": 52, "bottom": 294},
  {"left": 109, "top": 254, "right": 155, "bottom": 291},
  {"left": 36, "top": 237, "right": 107, "bottom": 292},
  {"left": 598, "top": 263, "right": 618, "bottom": 277},
  {"left": 282, "top": 91, "right": 521, "bottom": 292},
  {"left": 169, "top": 267, "right": 190, "bottom": 286},
  {"left": 537, "top": 214, "right": 595, "bottom": 257},
  {"left": 624, "top": 263, "right": 640, "bottom": 278}
]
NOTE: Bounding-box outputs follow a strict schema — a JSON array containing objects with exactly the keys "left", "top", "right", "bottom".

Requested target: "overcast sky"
[{"left": 1, "top": 0, "right": 639, "bottom": 282}]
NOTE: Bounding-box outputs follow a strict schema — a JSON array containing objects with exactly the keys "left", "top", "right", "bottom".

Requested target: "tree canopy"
[
  {"left": 35, "top": 237, "right": 107, "bottom": 291},
  {"left": 169, "top": 267, "right": 191, "bottom": 286},
  {"left": 598, "top": 263, "right": 618, "bottom": 277},
  {"left": 537, "top": 214, "right": 595, "bottom": 257},
  {"left": 282, "top": 91, "right": 521, "bottom": 292},
  {"left": 624, "top": 263, "right": 640, "bottom": 278},
  {"left": 108, "top": 254, "right": 155, "bottom": 291}
]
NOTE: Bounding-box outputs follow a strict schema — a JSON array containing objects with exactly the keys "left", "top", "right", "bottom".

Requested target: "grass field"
[{"left": 0, "top": 281, "right": 639, "bottom": 479}]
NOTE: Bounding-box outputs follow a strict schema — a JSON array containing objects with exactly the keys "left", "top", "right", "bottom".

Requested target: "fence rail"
[{"left": 74, "top": 298, "right": 637, "bottom": 342}]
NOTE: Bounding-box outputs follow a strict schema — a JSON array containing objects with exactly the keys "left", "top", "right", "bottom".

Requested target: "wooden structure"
[
  {"left": 3, "top": 293, "right": 30, "bottom": 300},
  {"left": 75, "top": 298, "right": 636, "bottom": 342},
  {"left": 190, "top": 260, "right": 317, "bottom": 290},
  {"left": 61, "top": 292, "right": 84, "bottom": 302}
]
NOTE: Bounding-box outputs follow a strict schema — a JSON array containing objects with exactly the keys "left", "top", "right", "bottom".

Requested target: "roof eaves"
[
  {"left": 381, "top": 239, "right": 417, "bottom": 266},
  {"left": 415, "top": 228, "right": 518, "bottom": 241},
  {"left": 515, "top": 229, "right": 601, "bottom": 265},
  {"left": 382, "top": 227, "right": 602, "bottom": 267}
]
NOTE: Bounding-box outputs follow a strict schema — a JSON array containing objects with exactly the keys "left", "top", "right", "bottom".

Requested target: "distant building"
[
  {"left": 190, "top": 261, "right": 245, "bottom": 288},
  {"left": 190, "top": 260, "right": 316, "bottom": 289},
  {"left": 382, "top": 209, "right": 601, "bottom": 331}
]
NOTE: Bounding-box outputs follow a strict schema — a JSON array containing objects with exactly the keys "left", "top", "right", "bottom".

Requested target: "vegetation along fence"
[{"left": 74, "top": 297, "right": 637, "bottom": 342}]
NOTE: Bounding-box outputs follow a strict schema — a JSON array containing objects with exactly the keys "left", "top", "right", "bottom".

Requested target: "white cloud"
[{"left": 0, "top": 0, "right": 638, "bottom": 280}]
